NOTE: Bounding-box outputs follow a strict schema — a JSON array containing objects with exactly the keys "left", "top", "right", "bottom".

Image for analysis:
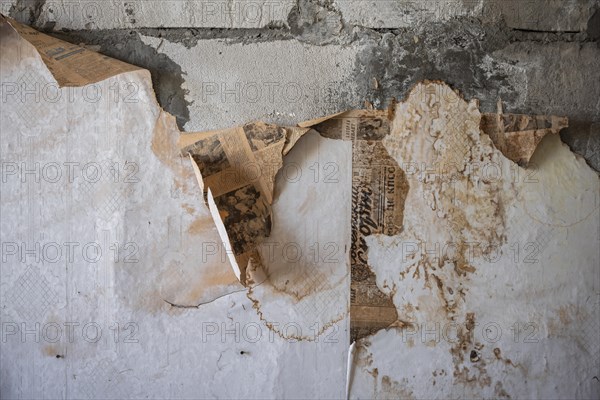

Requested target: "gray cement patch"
[{"left": 38, "top": 7, "right": 599, "bottom": 171}]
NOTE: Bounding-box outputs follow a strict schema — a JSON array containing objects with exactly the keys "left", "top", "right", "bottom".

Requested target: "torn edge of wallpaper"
[
  {"left": 480, "top": 100, "right": 568, "bottom": 167},
  {"left": 0, "top": 15, "right": 247, "bottom": 307},
  {"left": 1, "top": 15, "right": 140, "bottom": 86},
  {"left": 178, "top": 99, "right": 570, "bottom": 343},
  {"left": 5, "top": 15, "right": 571, "bottom": 344},
  {"left": 177, "top": 123, "right": 312, "bottom": 285}
]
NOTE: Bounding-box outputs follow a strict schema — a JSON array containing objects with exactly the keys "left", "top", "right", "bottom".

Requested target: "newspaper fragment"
[
  {"left": 2, "top": 15, "right": 140, "bottom": 86},
  {"left": 6, "top": 15, "right": 572, "bottom": 344},
  {"left": 179, "top": 122, "right": 311, "bottom": 284},
  {"left": 184, "top": 102, "right": 569, "bottom": 343},
  {"left": 349, "top": 82, "right": 597, "bottom": 400},
  {"left": 303, "top": 110, "right": 408, "bottom": 341},
  {"left": 481, "top": 102, "right": 568, "bottom": 167}
]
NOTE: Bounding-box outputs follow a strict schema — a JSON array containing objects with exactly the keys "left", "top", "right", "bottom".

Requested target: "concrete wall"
[{"left": 2, "top": 0, "right": 598, "bottom": 171}]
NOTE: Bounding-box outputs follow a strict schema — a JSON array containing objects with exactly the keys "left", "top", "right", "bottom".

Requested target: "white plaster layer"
[{"left": 351, "top": 82, "right": 600, "bottom": 399}]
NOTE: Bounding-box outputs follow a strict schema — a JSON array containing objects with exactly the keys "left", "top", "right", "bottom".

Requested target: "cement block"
[
  {"left": 0, "top": 0, "right": 296, "bottom": 29},
  {"left": 491, "top": 0, "right": 598, "bottom": 32},
  {"left": 139, "top": 35, "right": 362, "bottom": 131},
  {"left": 336, "top": 0, "right": 482, "bottom": 28},
  {"left": 336, "top": 0, "right": 597, "bottom": 32}
]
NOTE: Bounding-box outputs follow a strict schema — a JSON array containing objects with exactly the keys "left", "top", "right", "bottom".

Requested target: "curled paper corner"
[
  {"left": 207, "top": 187, "right": 243, "bottom": 283},
  {"left": 179, "top": 121, "right": 314, "bottom": 287},
  {"left": 282, "top": 125, "right": 313, "bottom": 155},
  {"left": 188, "top": 152, "right": 245, "bottom": 284},
  {"left": 481, "top": 100, "right": 569, "bottom": 167}
]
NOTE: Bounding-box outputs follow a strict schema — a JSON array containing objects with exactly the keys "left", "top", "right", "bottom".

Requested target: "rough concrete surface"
[
  {"left": 2, "top": 0, "right": 296, "bottom": 29},
  {"left": 4, "top": 0, "right": 598, "bottom": 32},
  {"left": 139, "top": 34, "right": 360, "bottom": 130},
  {"left": 3, "top": 0, "right": 597, "bottom": 165},
  {"left": 6, "top": 0, "right": 596, "bottom": 170}
]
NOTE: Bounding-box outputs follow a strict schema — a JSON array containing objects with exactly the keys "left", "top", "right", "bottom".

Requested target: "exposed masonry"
[
  {"left": 7, "top": 0, "right": 45, "bottom": 26},
  {"left": 8, "top": 0, "right": 600, "bottom": 171}
]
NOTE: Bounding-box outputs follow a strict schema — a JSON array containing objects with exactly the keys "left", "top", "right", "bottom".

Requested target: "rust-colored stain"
[
  {"left": 547, "top": 303, "right": 591, "bottom": 350},
  {"left": 43, "top": 344, "right": 61, "bottom": 358},
  {"left": 493, "top": 347, "right": 526, "bottom": 372},
  {"left": 384, "top": 82, "right": 510, "bottom": 325},
  {"left": 251, "top": 259, "right": 347, "bottom": 339},
  {"left": 368, "top": 367, "right": 379, "bottom": 379},
  {"left": 450, "top": 313, "right": 494, "bottom": 388},
  {"left": 182, "top": 203, "right": 195, "bottom": 214},
  {"left": 151, "top": 110, "right": 196, "bottom": 196},
  {"left": 246, "top": 284, "right": 347, "bottom": 341},
  {"left": 187, "top": 216, "right": 212, "bottom": 235},
  {"left": 355, "top": 341, "right": 417, "bottom": 399},
  {"left": 257, "top": 262, "right": 339, "bottom": 302},
  {"left": 431, "top": 369, "right": 447, "bottom": 387},
  {"left": 380, "top": 376, "right": 415, "bottom": 400},
  {"left": 495, "top": 381, "right": 512, "bottom": 399}
]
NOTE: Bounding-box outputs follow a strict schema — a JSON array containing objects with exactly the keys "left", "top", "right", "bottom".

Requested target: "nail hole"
[{"left": 470, "top": 350, "right": 480, "bottom": 362}]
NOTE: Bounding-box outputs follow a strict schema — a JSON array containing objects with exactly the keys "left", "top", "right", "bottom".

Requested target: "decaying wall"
[
  {"left": 4, "top": 0, "right": 599, "bottom": 170},
  {"left": 1, "top": 1, "right": 599, "bottom": 399}
]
